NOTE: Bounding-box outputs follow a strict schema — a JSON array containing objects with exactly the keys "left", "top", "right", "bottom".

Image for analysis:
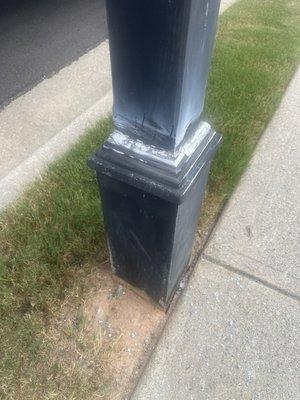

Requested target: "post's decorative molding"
[{"left": 89, "top": 0, "right": 222, "bottom": 307}]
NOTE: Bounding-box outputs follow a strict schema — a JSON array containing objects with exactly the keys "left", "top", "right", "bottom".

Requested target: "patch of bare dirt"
[
  {"left": 82, "top": 264, "right": 166, "bottom": 399},
  {"left": 46, "top": 262, "right": 165, "bottom": 400}
]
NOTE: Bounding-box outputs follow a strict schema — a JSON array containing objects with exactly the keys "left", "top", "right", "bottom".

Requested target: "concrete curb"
[{"left": 0, "top": 90, "right": 113, "bottom": 210}]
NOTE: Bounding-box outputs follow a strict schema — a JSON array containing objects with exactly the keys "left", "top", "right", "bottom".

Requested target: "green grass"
[
  {"left": 206, "top": 0, "right": 299, "bottom": 198},
  {"left": 0, "top": 0, "right": 299, "bottom": 398},
  {"left": 0, "top": 118, "right": 114, "bottom": 399}
]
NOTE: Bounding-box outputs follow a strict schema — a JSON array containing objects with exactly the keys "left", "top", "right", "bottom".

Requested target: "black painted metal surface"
[
  {"left": 89, "top": 128, "right": 220, "bottom": 306},
  {"left": 89, "top": 0, "right": 222, "bottom": 307},
  {"left": 96, "top": 163, "right": 210, "bottom": 306},
  {"left": 106, "top": 0, "right": 221, "bottom": 149},
  {"left": 89, "top": 122, "right": 221, "bottom": 307}
]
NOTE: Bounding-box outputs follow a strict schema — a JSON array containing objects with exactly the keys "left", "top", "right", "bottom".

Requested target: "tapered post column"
[{"left": 89, "top": 0, "right": 222, "bottom": 308}]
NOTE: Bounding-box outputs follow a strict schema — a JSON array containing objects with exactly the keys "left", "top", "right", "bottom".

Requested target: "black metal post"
[{"left": 89, "top": 0, "right": 222, "bottom": 308}]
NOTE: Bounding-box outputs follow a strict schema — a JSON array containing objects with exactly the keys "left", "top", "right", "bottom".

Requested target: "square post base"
[{"left": 89, "top": 122, "right": 221, "bottom": 308}]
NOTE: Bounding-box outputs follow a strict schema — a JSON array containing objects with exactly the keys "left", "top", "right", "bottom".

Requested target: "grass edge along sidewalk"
[{"left": 0, "top": 0, "right": 299, "bottom": 398}]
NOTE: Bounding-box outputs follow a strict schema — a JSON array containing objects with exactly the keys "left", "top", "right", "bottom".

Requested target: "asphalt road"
[{"left": 0, "top": 0, "right": 107, "bottom": 108}]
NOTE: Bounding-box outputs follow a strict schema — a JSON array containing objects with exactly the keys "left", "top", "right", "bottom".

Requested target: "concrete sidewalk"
[{"left": 131, "top": 68, "right": 300, "bottom": 399}]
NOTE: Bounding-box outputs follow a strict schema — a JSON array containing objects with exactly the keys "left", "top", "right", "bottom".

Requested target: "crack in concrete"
[{"left": 202, "top": 254, "right": 300, "bottom": 303}]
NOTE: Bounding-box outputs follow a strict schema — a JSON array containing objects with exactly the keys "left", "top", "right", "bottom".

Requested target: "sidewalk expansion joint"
[{"left": 202, "top": 254, "right": 300, "bottom": 303}]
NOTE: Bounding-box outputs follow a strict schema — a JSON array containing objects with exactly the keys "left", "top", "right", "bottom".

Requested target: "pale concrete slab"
[
  {"left": 205, "top": 67, "right": 300, "bottom": 298},
  {"left": 0, "top": 40, "right": 111, "bottom": 181},
  {"left": 0, "top": 91, "right": 112, "bottom": 210},
  {"left": 132, "top": 260, "right": 300, "bottom": 400}
]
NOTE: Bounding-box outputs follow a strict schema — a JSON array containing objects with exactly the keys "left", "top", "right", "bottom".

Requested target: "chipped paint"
[{"left": 105, "top": 121, "right": 212, "bottom": 170}]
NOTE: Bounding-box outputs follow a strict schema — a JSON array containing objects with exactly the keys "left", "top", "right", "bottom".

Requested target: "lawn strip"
[{"left": 0, "top": 0, "right": 299, "bottom": 398}]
